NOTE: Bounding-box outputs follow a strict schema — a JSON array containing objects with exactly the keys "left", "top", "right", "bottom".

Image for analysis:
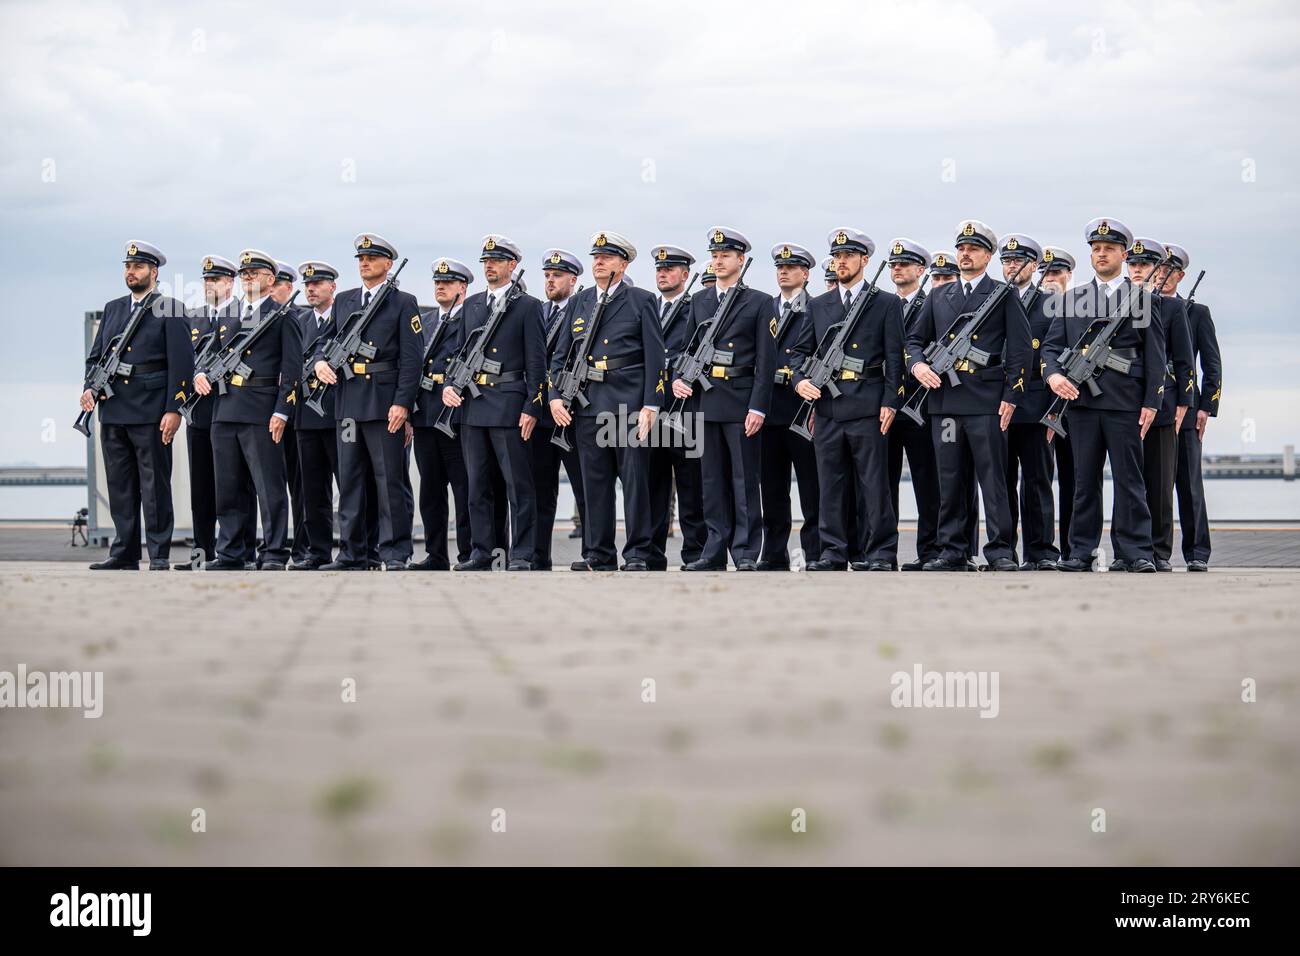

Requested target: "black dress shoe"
[
  {"left": 965, "top": 558, "right": 979, "bottom": 571},
  {"left": 570, "top": 559, "right": 592, "bottom": 571},
  {"left": 621, "top": 560, "right": 648, "bottom": 571},
  {"left": 533, "top": 562, "right": 553, "bottom": 572},
  {"left": 1109, "top": 558, "right": 1129, "bottom": 572},
  {"left": 682, "top": 559, "right": 726, "bottom": 571},
  {"left": 1128, "top": 558, "right": 1156, "bottom": 573},
  {"left": 1187, "top": 560, "right": 1208, "bottom": 572},
  {"left": 806, "top": 559, "right": 847, "bottom": 571},
  {"left": 1154, "top": 558, "right": 1173, "bottom": 572},
  {"left": 383, "top": 560, "right": 409, "bottom": 571},
  {"left": 754, "top": 558, "right": 787, "bottom": 571},
  {"left": 735, "top": 559, "right": 758, "bottom": 571},
  {"left": 148, "top": 559, "right": 170, "bottom": 571},
  {"left": 900, "top": 559, "right": 926, "bottom": 572},
  {"left": 507, "top": 559, "right": 532, "bottom": 571},
  {"left": 204, "top": 558, "right": 248, "bottom": 571},
  {"left": 923, "top": 557, "right": 972, "bottom": 572},
  {"left": 288, "top": 559, "right": 319, "bottom": 571},
  {"left": 367, "top": 559, "right": 382, "bottom": 570},
  {"left": 319, "top": 560, "right": 368, "bottom": 571},
  {"left": 568, "top": 526, "right": 583, "bottom": 539},
  {"left": 645, "top": 563, "right": 667, "bottom": 572},
  {"left": 1056, "top": 558, "right": 1092, "bottom": 572},
  {"left": 172, "top": 562, "right": 193, "bottom": 570},
  {"left": 1036, "top": 559, "right": 1059, "bottom": 571},
  {"left": 854, "top": 560, "right": 896, "bottom": 571},
  {"left": 454, "top": 558, "right": 494, "bottom": 571},
  {"left": 260, "top": 561, "right": 285, "bottom": 571},
  {"left": 987, "top": 557, "right": 1019, "bottom": 571},
  {"left": 243, "top": 561, "right": 258, "bottom": 571}
]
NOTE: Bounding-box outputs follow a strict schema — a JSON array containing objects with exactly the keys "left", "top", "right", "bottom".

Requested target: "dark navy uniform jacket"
[
  {"left": 411, "top": 305, "right": 466, "bottom": 428},
  {"left": 185, "top": 299, "right": 240, "bottom": 429},
  {"left": 905, "top": 274, "right": 1032, "bottom": 416},
  {"left": 898, "top": 289, "right": 928, "bottom": 409},
  {"left": 790, "top": 285, "right": 905, "bottom": 423},
  {"left": 677, "top": 284, "right": 776, "bottom": 423},
  {"left": 767, "top": 290, "right": 815, "bottom": 428},
  {"left": 296, "top": 306, "right": 339, "bottom": 431},
  {"left": 1041, "top": 278, "right": 1166, "bottom": 413},
  {"left": 312, "top": 285, "right": 423, "bottom": 423},
  {"left": 1177, "top": 296, "right": 1222, "bottom": 431},
  {"left": 1154, "top": 294, "right": 1194, "bottom": 428},
  {"left": 1010, "top": 285, "right": 1055, "bottom": 425},
  {"left": 212, "top": 296, "right": 302, "bottom": 425},
  {"left": 84, "top": 293, "right": 193, "bottom": 426},
  {"left": 454, "top": 287, "right": 546, "bottom": 428},
  {"left": 548, "top": 282, "right": 666, "bottom": 418},
  {"left": 535, "top": 296, "right": 578, "bottom": 429}
]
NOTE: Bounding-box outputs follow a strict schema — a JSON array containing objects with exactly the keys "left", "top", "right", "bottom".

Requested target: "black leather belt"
[
  {"left": 1107, "top": 347, "right": 1139, "bottom": 359},
  {"left": 839, "top": 361, "right": 885, "bottom": 384},
  {"left": 231, "top": 375, "right": 278, "bottom": 388},
  {"left": 709, "top": 364, "right": 753, "bottom": 381},
  {"left": 475, "top": 369, "right": 524, "bottom": 386},
  {"left": 588, "top": 354, "right": 641, "bottom": 373},
  {"left": 350, "top": 360, "right": 397, "bottom": 375},
  {"left": 118, "top": 360, "right": 165, "bottom": 376}
]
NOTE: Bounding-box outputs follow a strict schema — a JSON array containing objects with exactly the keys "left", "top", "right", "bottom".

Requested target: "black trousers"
[
  {"left": 887, "top": 414, "right": 940, "bottom": 562},
  {"left": 1066, "top": 407, "right": 1153, "bottom": 563},
  {"left": 932, "top": 413, "right": 1014, "bottom": 562},
  {"left": 648, "top": 439, "right": 705, "bottom": 568},
  {"left": 336, "top": 419, "right": 412, "bottom": 564},
  {"left": 213, "top": 420, "right": 289, "bottom": 564},
  {"left": 1054, "top": 430, "right": 1076, "bottom": 561},
  {"left": 413, "top": 425, "right": 471, "bottom": 568},
  {"left": 296, "top": 426, "right": 337, "bottom": 564},
  {"left": 101, "top": 422, "right": 174, "bottom": 563},
  {"left": 1140, "top": 423, "right": 1179, "bottom": 562},
  {"left": 462, "top": 423, "right": 535, "bottom": 564},
  {"left": 575, "top": 413, "right": 653, "bottom": 566},
  {"left": 700, "top": 419, "right": 763, "bottom": 565},
  {"left": 760, "top": 423, "right": 821, "bottom": 564},
  {"left": 1175, "top": 426, "right": 1212, "bottom": 562},
  {"left": 185, "top": 424, "right": 216, "bottom": 562},
  {"left": 816, "top": 415, "right": 897, "bottom": 563},
  {"left": 530, "top": 431, "right": 588, "bottom": 569},
  {"left": 1007, "top": 422, "right": 1060, "bottom": 563},
  {"left": 283, "top": 421, "right": 307, "bottom": 562}
]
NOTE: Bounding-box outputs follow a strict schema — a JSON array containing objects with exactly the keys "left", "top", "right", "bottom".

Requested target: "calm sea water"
[{"left": 3, "top": 478, "right": 1297, "bottom": 525}]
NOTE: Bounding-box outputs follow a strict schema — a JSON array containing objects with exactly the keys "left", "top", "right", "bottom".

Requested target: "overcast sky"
[{"left": 2, "top": 0, "right": 1297, "bottom": 464}]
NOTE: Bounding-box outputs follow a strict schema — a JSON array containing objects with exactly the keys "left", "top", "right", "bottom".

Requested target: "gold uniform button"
[
  {"left": 851, "top": 343, "right": 858, "bottom": 349},
  {"left": 603, "top": 338, "right": 609, "bottom": 345},
  {"left": 491, "top": 347, "right": 497, "bottom": 353}
]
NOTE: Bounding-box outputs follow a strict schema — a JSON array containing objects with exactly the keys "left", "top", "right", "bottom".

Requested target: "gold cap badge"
[
  {"left": 127, "top": 242, "right": 138, "bottom": 256},
  {"left": 1133, "top": 240, "right": 1144, "bottom": 255},
  {"left": 713, "top": 230, "right": 725, "bottom": 244},
  {"left": 303, "top": 264, "right": 315, "bottom": 277},
  {"left": 1098, "top": 221, "right": 1110, "bottom": 236},
  {"left": 241, "top": 251, "right": 253, "bottom": 265},
  {"left": 203, "top": 257, "right": 213, "bottom": 271},
  {"left": 656, "top": 247, "right": 667, "bottom": 261},
  {"left": 437, "top": 260, "right": 449, "bottom": 274},
  {"left": 550, "top": 252, "right": 562, "bottom": 264},
  {"left": 1007, "top": 238, "right": 1018, "bottom": 251},
  {"left": 595, "top": 233, "right": 607, "bottom": 246},
  {"left": 962, "top": 223, "right": 974, "bottom": 237},
  {"left": 360, "top": 235, "right": 373, "bottom": 249},
  {"left": 892, "top": 241, "right": 903, "bottom": 256},
  {"left": 835, "top": 231, "right": 848, "bottom": 246},
  {"left": 1043, "top": 249, "right": 1054, "bottom": 262},
  {"left": 780, "top": 245, "right": 792, "bottom": 259},
  {"left": 935, "top": 254, "right": 946, "bottom": 267},
  {"left": 484, "top": 237, "right": 496, "bottom": 251}
]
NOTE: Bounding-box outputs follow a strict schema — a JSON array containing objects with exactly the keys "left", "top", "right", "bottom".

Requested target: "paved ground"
[{"left": 1, "top": 559, "right": 1297, "bottom": 866}]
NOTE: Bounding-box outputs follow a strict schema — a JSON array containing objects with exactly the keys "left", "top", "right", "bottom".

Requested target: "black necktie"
[
  {"left": 661, "top": 299, "right": 671, "bottom": 320},
  {"left": 487, "top": 294, "right": 497, "bottom": 313},
  {"left": 843, "top": 290, "right": 852, "bottom": 311},
  {"left": 363, "top": 290, "right": 372, "bottom": 309},
  {"left": 964, "top": 282, "right": 973, "bottom": 297},
  {"left": 547, "top": 302, "right": 557, "bottom": 322},
  {"left": 782, "top": 300, "right": 793, "bottom": 319}
]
